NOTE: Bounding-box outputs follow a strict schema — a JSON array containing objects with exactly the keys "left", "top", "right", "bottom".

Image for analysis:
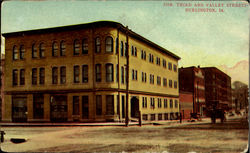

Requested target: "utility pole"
[{"left": 125, "top": 26, "right": 129, "bottom": 126}]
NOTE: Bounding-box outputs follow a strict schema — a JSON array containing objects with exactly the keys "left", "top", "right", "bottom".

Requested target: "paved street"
[{"left": 0, "top": 117, "right": 248, "bottom": 153}]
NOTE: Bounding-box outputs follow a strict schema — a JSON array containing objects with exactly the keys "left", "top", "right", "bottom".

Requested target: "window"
[
  {"left": 158, "top": 98, "right": 162, "bottom": 108},
  {"left": 143, "top": 114, "right": 148, "bottom": 120},
  {"left": 164, "top": 113, "right": 168, "bottom": 120},
  {"left": 156, "top": 57, "right": 161, "bottom": 65},
  {"left": 174, "top": 81, "right": 178, "bottom": 88},
  {"left": 170, "top": 99, "right": 173, "bottom": 108},
  {"left": 96, "top": 64, "right": 101, "bottom": 82},
  {"left": 158, "top": 114, "right": 162, "bottom": 120},
  {"left": 150, "top": 74, "right": 154, "bottom": 84},
  {"left": 115, "top": 38, "right": 119, "bottom": 54},
  {"left": 116, "top": 64, "right": 119, "bottom": 82},
  {"left": 142, "top": 97, "right": 147, "bottom": 108},
  {"left": 164, "top": 99, "right": 168, "bottom": 108},
  {"left": 150, "top": 114, "right": 155, "bottom": 121},
  {"left": 20, "top": 69, "right": 25, "bottom": 85},
  {"left": 132, "top": 70, "right": 135, "bottom": 80},
  {"left": 32, "top": 68, "right": 37, "bottom": 85},
  {"left": 135, "top": 70, "right": 137, "bottom": 80},
  {"left": 95, "top": 37, "right": 101, "bottom": 53},
  {"left": 157, "top": 76, "right": 161, "bottom": 85},
  {"left": 120, "top": 41, "right": 124, "bottom": 56},
  {"left": 142, "top": 72, "right": 144, "bottom": 82},
  {"left": 96, "top": 95, "right": 102, "bottom": 115},
  {"left": 134, "top": 47, "right": 137, "bottom": 56},
  {"left": 105, "top": 36, "right": 113, "bottom": 53},
  {"left": 39, "top": 43, "right": 45, "bottom": 58},
  {"left": 74, "top": 39, "right": 80, "bottom": 55},
  {"left": 150, "top": 98, "right": 155, "bottom": 108},
  {"left": 60, "top": 41, "right": 66, "bottom": 56},
  {"left": 32, "top": 44, "right": 37, "bottom": 58},
  {"left": 82, "top": 96, "right": 89, "bottom": 119},
  {"left": 125, "top": 42, "right": 128, "bottom": 56},
  {"left": 163, "top": 59, "right": 166, "bottom": 68},
  {"left": 82, "top": 65, "right": 88, "bottom": 83},
  {"left": 141, "top": 50, "right": 143, "bottom": 59},
  {"left": 168, "top": 62, "right": 172, "bottom": 70},
  {"left": 106, "top": 63, "right": 113, "bottom": 82},
  {"left": 13, "top": 45, "right": 18, "bottom": 60},
  {"left": 174, "top": 64, "right": 177, "bottom": 72},
  {"left": 74, "top": 66, "right": 80, "bottom": 83},
  {"left": 143, "top": 51, "right": 146, "bottom": 60},
  {"left": 33, "top": 94, "right": 44, "bottom": 119},
  {"left": 39, "top": 68, "right": 45, "bottom": 85},
  {"left": 131, "top": 46, "right": 134, "bottom": 56},
  {"left": 121, "top": 66, "right": 124, "bottom": 84},
  {"left": 73, "top": 96, "right": 80, "bottom": 115},
  {"left": 20, "top": 45, "right": 25, "bottom": 59},
  {"left": 12, "top": 69, "right": 18, "bottom": 86},
  {"left": 60, "top": 66, "right": 66, "bottom": 84},
  {"left": 52, "top": 67, "right": 58, "bottom": 84},
  {"left": 175, "top": 100, "right": 178, "bottom": 108},
  {"left": 169, "top": 80, "right": 173, "bottom": 88},
  {"left": 52, "top": 42, "right": 58, "bottom": 57},
  {"left": 163, "top": 78, "right": 167, "bottom": 87},
  {"left": 106, "top": 95, "right": 114, "bottom": 115},
  {"left": 82, "top": 38, "right": 88, "bottom": 54}
]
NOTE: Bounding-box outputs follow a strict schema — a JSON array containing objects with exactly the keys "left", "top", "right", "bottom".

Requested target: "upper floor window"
[
  {"left": 95, "top": 37, "right": 101, "bottom": 53},
  {"left": 39, "top": 68, "right": 45, "bottom": 85},
  {"left": 164, "top": 99, "right": 168, "bottom": 108},
  {"left": 60, "top": 41, "right": 66, "bottom": 56},
  {"left": 74, "top": 65, "right": 80, "bottom": 83},
  {"left": 32, "top": 44, "right": 38, "bottom": 58},
  {"left": 170, "top": 99, "right": 173, "bottom": 108},
  {"left": 96, "top": 64, "right": 101, "bottom": 82},
  {"left": 82, "top": 65, "right": 88, "bottom": 83},
  {"left": 124, "top": 42, "right": 128, "bottom": 56},
  {"left": 131, "top": 46, "right": 134, "bottom": 56},
  {"left": 20, "top": 69, "right": 25, "bottom": 85},
  {"left": 74, "top": 39, "right": 80, "bottom": 55},
  {"left": 168, "top": 62, "right": 172, "bottom": 70},
  {"left": 106, "top": 63, "right": 114, "bottom": 82},
  {"left": 52, "top": 67, "right": 58, "bottom": 84},
  {"left": 157, "top": 76, "right": 161, "bottom": 85},
  {"left": 150, "top": 74, "right": 154, "bottom": 84},
  {"left": 174, "top": 81, "right": 178, "bottom": 88},
  {"left": 13, "top": 45, "right": 18, "bottom": 60},
  {"left": 163, "top": 59, "right": 166, "bottom": 68},
  {"left": 52, "top": 42, "right": 58, "bottom": 57},
  {"left": 12, "top": 69, "right": 18, "bottom": 86},
  {"left": 175, "top": 100, "right": 178, "bottom": 108},
  {"left": 121, "top": 66, "right": 124, "bottom": 84},
  {"left": 39, "top": 43, "right": 45, "bottom": 58},
  {"left": 134, "top": 47, "right": 137, "bottom": 56},
  {"left": 105, "top": 36, "right": 113, "bottom": 53},
  {"left": 156, "top": 57, "right": 161, "bottom": 65},
  {"left": 115, "top": 38, "right": 119, "bottom": 54},
  {"left": 120, "top": 41, "right": 124, "bottom": 56},
  {"left": 32, "top": 68, "right": 37, "bottom": 85},
  {"left": 82, "top": 38, "right": 88, "bottom": 54},
  {"left": 169, "top": 80, "right": 173, "bottom": 88},
  {"left": 20, "top": 45, "right": 25, "bottom": 60},
  {"left": 60, "top": 66, "right": 66, "bottom": 84},
  {"left": 116, "top": 64, "right": 119, "bottom": 82},
  {"left": 158, "top": 98, "right": 162, "bottom": 108},
  {"left": 150, "top": 98, "right": 155, "bottom": 108},
  {"left": 173, "top": 64, "right": 177, "bottom": 72},
  {"left": 163, "top": 78, "right": 167, "bottom": 87}
]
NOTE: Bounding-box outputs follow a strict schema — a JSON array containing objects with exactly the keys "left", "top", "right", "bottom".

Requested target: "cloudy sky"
[{"left": 1, "top": 1, "right": 249, "bottom": 68}]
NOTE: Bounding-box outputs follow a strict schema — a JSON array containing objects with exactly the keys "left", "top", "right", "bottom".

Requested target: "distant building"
[
  {"left": 201, "top": 67, "right": 232, "bottom": 112},
  {"left": 179, "top": 91, "right": 193, "bottom": 119},
  {"left": 232, "top": 81, "right": 248, "bottom": 113},
  {"left": 2, "top": 21, "right": 180, "bottom": 122},
  {"left": 179, "top": 66, "right": 206, "bottom": 117}
]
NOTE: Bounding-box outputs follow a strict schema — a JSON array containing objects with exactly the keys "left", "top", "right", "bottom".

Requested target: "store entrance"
[{"left": 50, "top": 95, "right": 67, "bottom": 122}]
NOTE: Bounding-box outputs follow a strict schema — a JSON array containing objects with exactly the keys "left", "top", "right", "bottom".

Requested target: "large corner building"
[{"left": 2, "top": 21, "right": 180, "bottom": 122}]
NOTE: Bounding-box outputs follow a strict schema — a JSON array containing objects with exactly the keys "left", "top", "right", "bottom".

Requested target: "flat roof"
[{"left": 2, "top": 20, "right": 180, "bottom": 60}]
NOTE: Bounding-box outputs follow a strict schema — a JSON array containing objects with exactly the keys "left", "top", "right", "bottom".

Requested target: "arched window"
[
  {"left": 60, "top": 41, "right": 66, "bottom": 56},
  {"left": 52, "top": 42, "right": 58, "bottom": 57},
  {"left": 120, "top": 41, "right": 124, "bottom": 56},
  {"left": 74, "top": 39, "right": 80, "bottom": 55},
  {"left": 13, "top": 45, "right": 18, "bottom": 60},
  {"left": 95, "top": 37, "right": 101, "bottom": 53},
  {"left": 82, "top": 38, "right": 88, "bottom": 54},
  {"left": 115, "top": 38, "right": 118, "bottom": 54},
  {"left": 20, "top": 45, "right": 25, "bottom": 59},
  {"left": 131, "top": 46, "right": 134, "bottom": 56},
  {"left": 105, "top": 36, "right": 113, "bottom": 53},
  {"left": 106, "top": 63, "right": 113, "bottom": 82},
  {"left": 32, "top": 44, "right": 38, "bottom": 58},
  {"left": 39, "top": 43, "right": 45, "bottom": 58}
]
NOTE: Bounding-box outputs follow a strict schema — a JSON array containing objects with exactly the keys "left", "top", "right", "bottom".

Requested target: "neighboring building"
[
  {"left": 179, "top": 91, "right": 193, "bottom": 119},
  {"left": 232, "top": 81, "right": 248, "bottom": 113},
  {"left": 179, "top": 66, "right": 206, "bottom": 117},
  {"left": 201, "top": 67, "right": 232, "bottom": 112},
  {"left": 2, "top": 21, "right": 180, "bottom": 122}
]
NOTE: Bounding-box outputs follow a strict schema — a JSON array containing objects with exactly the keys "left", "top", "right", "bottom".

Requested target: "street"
[{"left": 1, "top": 117, "right": 248, "bottom": 153}]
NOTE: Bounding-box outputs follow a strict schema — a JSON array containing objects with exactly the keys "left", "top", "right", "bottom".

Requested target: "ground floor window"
[
  {"left": 106, "top": 95, "right": 114, "bottom": 115},
  {"left": 12, "top": 96, "right": 27, "bottom": 122},
  {"left": 164, "top": 113, "right": 168, "bottom": 120},
  {"left": 143, "top": 114, "right": 148, "bottom": 120},
  {"left": 158, "top": 114, "right": 162, "bottom": 120},
  {"left": 82, "top": 96, "right": 89, "bottom": 119},
  {"left": 96, "top": 95, "right": 102, "bottom": 115},
  {"left": 150, "top": 114, "right": 155, "bottom": 121},
  {"left": 33, "top": 94, "right": 44, "bottom": 119},
  {"left": 73, "top": 96, "right": 79, "bottom": 115}
]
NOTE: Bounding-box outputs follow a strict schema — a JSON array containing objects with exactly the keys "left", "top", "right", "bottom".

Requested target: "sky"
[{"left": 1, "top": 1, "right": 249, "bottom": 69}]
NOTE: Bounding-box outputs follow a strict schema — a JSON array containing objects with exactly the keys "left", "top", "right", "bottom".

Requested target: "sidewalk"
[{"left": 0, "top": 118, "right": 212, "bottom": 127}]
